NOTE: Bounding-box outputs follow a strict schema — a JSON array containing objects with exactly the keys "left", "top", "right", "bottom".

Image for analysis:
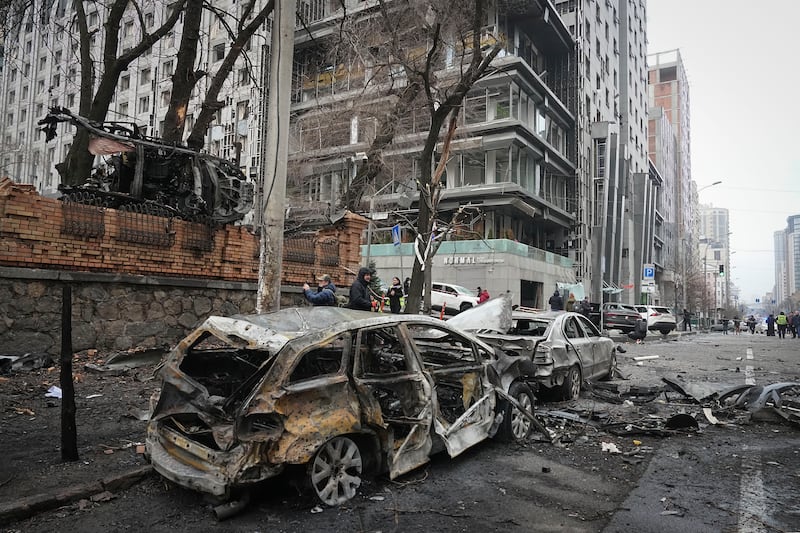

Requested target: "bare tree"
[{"left": 55, "top": 0, "right": 188, "bottom": 185}]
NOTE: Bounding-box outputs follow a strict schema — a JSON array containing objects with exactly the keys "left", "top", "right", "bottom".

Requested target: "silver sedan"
[{"left": 477, "top": 310, "right": 617, "bottom": 400}]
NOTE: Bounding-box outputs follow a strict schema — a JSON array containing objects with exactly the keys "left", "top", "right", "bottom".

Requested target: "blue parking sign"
[
  {"left": 392, "top": 224, "right": 401, "bottom": 246},
  {"left": 642, "top": 264, "right": 655, "bottom": 280}
]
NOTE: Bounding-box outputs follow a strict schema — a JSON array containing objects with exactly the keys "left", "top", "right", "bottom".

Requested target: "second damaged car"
[{"left": 146, "top": 307, "right": 535, "bottom": 507}]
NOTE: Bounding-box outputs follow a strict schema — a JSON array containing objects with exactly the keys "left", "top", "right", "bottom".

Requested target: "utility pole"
[{"left": 256, "top": 0, "right": 296, "bottom": 314}]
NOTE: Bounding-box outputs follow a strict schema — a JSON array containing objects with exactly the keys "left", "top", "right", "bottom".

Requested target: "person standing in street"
[
  {"left": 565, "top": 293, "right": 576, "bottom": 312},
  {"left": 721, "top": 316, "right": 730, "bottom": 335},
  {"left": 387, "top": 276, "right": 404, "bottom": 314},
  {"left": 348, "top": 267, "right": 373, "bottom": 311},
  {"left": 766, "top": 314, "right": 776, "bottom": 336},
  {"left": 776, "top": 311, "right": 789, "bottom": 339},
  {"left": 548, "top": 289, "right": 564, "bottom": 311},
  {"left": 682, "top": 308, "right": 692, "bottom": 331},
  {"left": 579, "top": 297, "right": 592, "bottom": 318},
  {"left": 733, "top": 316, "right": 741, "bottom": 335},
  {"left": 477, "top": 287, "right": 490, "bottom": 304},
  {"left": 302, "top": 274, "right": 337, "bottom": 306},
  {"left": 747, "top": 315, "right": 757, "bottom": 334},
  {"left": 791, "top": 311, "right": 800, "bottom": 339}
]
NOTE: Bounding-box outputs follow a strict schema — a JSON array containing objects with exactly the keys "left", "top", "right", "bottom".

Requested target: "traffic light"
[{"left": 719, "top": 264, "right": 725, "bottom": 277}]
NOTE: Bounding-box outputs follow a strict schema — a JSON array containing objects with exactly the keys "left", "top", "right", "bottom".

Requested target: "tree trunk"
[
  {"left": 60, "top": 285, "right": 78, "bottom": 462},
  {"left": 162, "top": 0, "right": 204, "bottom": 144}
]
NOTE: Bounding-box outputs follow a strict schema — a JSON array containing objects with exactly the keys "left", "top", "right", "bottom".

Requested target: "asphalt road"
[{"left": 7, "top": 332, "right": 800, "bottom": 532}]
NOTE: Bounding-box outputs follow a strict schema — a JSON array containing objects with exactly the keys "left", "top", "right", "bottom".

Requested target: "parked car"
[
  {"left": 601, "top": 302, "right": 641, "bottom": 333},
  {"left": 146, "top": 306, "right": 535, "bottom": 507},
  {"left": 473, "top": 309, "right": 616, "bottom": 401},
  {"left": 430, "top": 282, "right": 480, "bottom": 314},
  {"left": 633, "top": 305, "right": 677, "bottom": 335}
]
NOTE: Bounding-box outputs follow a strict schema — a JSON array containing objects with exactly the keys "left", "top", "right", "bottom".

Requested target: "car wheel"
[
  {"left": 309, "top": 436, "right": 364, "bottom": 506},
  {"left": 459, "top": 302, "right": 473, "bottom": 312},
  {"left": 559, "top": 365, "right": 582, "bottom": 400},
  {"left": 498, "top": 381, "right": 535, "bottom": 442},
  {"left": 601, "top": 351, "right": 617, "bottom": 381},
  {"left": 659, "top": 329, "right": 672, "bottom": 335}
]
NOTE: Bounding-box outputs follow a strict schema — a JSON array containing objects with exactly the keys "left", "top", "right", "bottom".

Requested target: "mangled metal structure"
[
  {"left": 146, "top": 300, "right": 540, "bottom": 507},
  {"left": 39, "top": 108, "right": 254, "bottom": 224}
]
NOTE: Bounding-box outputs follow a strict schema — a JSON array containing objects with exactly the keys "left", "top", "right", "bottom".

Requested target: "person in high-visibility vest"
[{"left": 776, "top": 311, "right": 789, "bottom": 339}]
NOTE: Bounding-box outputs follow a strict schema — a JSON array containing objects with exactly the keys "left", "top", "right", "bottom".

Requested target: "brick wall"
[{"left": 0, "top": 177, "right": 368, "bottom": 287}]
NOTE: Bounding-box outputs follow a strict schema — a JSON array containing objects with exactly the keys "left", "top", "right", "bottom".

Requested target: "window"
[
  {"left": 6, "top": 113, "right": 14, "bottom": 126},
  {"left": 119, "top": 102, "right": 129, "bottom": 117},
  {"left": 144, "top": 12, "right": 154, "bottom": 27},
  {"left": 238, "top": 67, "right": 249, "bottom": 85},
  {"left": 8, "top": 91, "right": 15, "bottom": 104},
  {"left": 123, "top": 21, "right": 134, "bottom": 38},
  {"left": 20, "top": 109, "right": 26, "bottom": 123},
  {"left": 88, "top": 11, "right": 99, "bottom": 26},
  {"left": 160, "top": 90, "right": 171, "bottom": 107},
  {"left": 407, "top": 324, "right": 477, "bottom": 367},
  {"left": 22, "top": 86, "right": 29, "bottom": 99},
  {"left": 38, "top": 56, "right": 47, "bottom": 71},
  {"left": 288, "top": 334, "right": 349, "bottom": 383},
  {"left": 36, "top": 80, "right": 45, "bottom": 94},
  {"left": 140, "top": 68, "right": 151, "bottom": 85},
  {"left": 53, "top": 73, "right": 60, "bottom": 87},
  {"left": 67, "top": 93, "right": 75, "bottom": 107},
  {"left": 120, "top": 74, "right": 130, "bottom": 90},
  {"left": 138, "top": 96, "right": 150, "bottom": 113},
  {"left": 10, "top": 69, "right": 16, "bottom": 82},
  {"left": 213, "top": 43, "right": 225, "bottom": 61},
  {"left": 356, "top": 327, "right": 411, "bottom": 375},
  {"left": 162, "top": 60, "right": 174, "bottom": 78}
]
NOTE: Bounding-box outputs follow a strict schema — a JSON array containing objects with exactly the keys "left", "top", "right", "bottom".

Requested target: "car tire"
[
  {"left": 498, "top": 381, "right": 535, "bottom": 443},
  {"left": 601, "top": 351, "right": 617, "bottom": 381},
  {"left": 659, "top": 329, "right": 672, "bottom": 335},
  {"left": 459, "top": 302, "right": 473, "bottom": 312},
  {"left": 309, "top": 436, "right": 364, "bottom": 506},
  {"left": 559, "top": 365, "right": 582, "bottom": 401}
]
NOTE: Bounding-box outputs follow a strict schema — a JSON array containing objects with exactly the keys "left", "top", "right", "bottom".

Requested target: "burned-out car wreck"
[
  {"left": 146, "top": 300, "right": 538, "bottom": 507},
  {"left": 39, "top": 107, "right": 254, "bottom": 224}
]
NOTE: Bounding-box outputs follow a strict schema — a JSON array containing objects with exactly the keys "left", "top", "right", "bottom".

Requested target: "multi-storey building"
[
  {"left": 774, "top": 214, "right": 800, "bottom": 308},
  {"left": 647, "top": 49, "right": 693, "bottom": 308},
  {"left": 554, "top": 0, "right": 649, "bottom": 304},
  {"left": 287, "top": 1, "right": 579, "bottom": 307},
  {"left": 697, "top": 204, "right": 731, "bottom": 311},
  {"left": 0, "top": 1, "right": 269, "bottom": 196},
  {"left": 647, "top": 106, "right": 677, "bottom": 304}
]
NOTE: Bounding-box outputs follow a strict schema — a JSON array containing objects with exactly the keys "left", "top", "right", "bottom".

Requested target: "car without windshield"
[
  {"left": 473, "top": 309, "right": 616, "bottom": 401},
  {"left": 146, "top": 303, "right": 536, "bottom": 507}
]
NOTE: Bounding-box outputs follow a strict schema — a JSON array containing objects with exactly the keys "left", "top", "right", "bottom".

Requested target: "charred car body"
[
  {"left": 146, "top": 303, "right": 536, "bottom": 506},
  {"left": 39, "top": 108, "right": 254, "bottom": 224},
  {"left": 475, "top": 310, "right": 616, "bottom": 401}
]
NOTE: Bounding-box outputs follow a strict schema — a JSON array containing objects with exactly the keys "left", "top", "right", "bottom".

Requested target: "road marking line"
[
  {"left": 745, "top": 366, "right": 755, "bottom": 385},
  {"left": 746, "top": 348, "right": 753, "bottom": 360},
  {"left": 738, "top": 450, "right": 767, "bottom": 533}
]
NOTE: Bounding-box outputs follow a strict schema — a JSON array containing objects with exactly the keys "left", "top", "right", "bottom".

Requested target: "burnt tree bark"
[{"left": 60, "top": 285, "right": 78, "bottom": 462}]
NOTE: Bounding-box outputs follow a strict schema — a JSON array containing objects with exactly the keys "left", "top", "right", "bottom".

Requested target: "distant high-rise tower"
[{"left": 775, "top": 214, "right": 800, "bottom": 307}]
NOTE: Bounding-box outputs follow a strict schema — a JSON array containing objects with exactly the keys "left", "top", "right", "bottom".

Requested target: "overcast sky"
[{"left": 646, "top": 0, "right": 800, "bottom": 304}]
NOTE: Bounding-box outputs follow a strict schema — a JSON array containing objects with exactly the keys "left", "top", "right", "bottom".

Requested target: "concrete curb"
[{"left": 0, "top": 465, "right": 153, "bottom": 524}]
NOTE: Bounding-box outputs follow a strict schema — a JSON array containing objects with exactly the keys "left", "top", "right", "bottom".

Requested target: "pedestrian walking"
[
  {"left": 348, "top": 267, "right": 374, "bottom": 311},
  {"left": 682, "top": 308, "right": 692, "bottom": 331},
  {"left": 302, "top": 274, "right": 337, "bottom": 306},
  {"left": 721, "top": 316, "right": 729, "bottom": 335},
  {"left": 565, "top": 293, "right": 576, "bottom": 312},
  {"left": 791, "top": 311, "right": 800, "bottom": 339},
  {"left": 776, "top": 311, "right": 789, "bottom": 339},
  {"left": 747, "top": 315, "right": 757, "bottom": 334},
  {"left": 733, "top": 316, "right": 741, "bottom": 335},
  {"left": 548, "top": 289, "right": 564, "bottom": 311},
  {"left": 477, "top": 287, "right": 490, "bottom": 304},
  {"left": 766, "top": 314, "right": 776, "bottom": 336},
  {"left": 386, "top": 276, "right": 404, "bottom": 314}
]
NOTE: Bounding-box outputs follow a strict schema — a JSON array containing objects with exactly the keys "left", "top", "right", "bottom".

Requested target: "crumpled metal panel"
[{"left": 448, "top": 293, "right": 513, "bottom": 334}]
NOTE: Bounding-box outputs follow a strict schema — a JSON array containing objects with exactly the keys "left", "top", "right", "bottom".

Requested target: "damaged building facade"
[{"left": 286, "top": 1, "right": 579, "bottom": 308}]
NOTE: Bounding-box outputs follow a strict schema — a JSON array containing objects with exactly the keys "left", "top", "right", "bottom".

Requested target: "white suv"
[
  {"left": 634, "top": 305, "right": 677, "bottom": 334},
  {"left": 430, "top": 282, "right": 479, "bottom": 314}
]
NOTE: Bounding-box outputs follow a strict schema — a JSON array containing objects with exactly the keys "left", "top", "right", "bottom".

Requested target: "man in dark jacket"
[
  {"left": 348, "top": 267, "right": 373, "bottom": 311},
  {"left": 303, "top": 274, "right": 337, "bottom": 306},
  {"left": 548, "top": 290, "right": 564, "bottom": 311}
]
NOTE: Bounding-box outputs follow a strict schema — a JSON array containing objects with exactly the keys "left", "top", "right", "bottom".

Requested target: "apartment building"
[
  {"left": 697, "top": 204, "right": 731, "bottom": 311},
  {"left": 774, "top": 214, "right": 800, "bottom": 308},
  {"left": 287, "top": 1, "right": 578, "bottom": 307},
  {"left": 0, "top": 0, "right": 269, "bottom": 196},
  {"left": 554, "top": 0, "right": 649, "bottom": 303}
]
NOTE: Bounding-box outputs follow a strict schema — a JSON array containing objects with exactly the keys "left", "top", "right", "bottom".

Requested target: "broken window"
[
  {"left": 405, "top": 324, "right": 484, "bottom": 425},
  {"left": 288, "top": 333, "right": 349, "bottom": 383}
]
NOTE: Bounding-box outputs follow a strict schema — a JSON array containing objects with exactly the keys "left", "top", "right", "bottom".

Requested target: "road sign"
[
  {"left": 391, "top": 224, "right": 401, "bottom": 246},
  {"left": 643, "top": 264, "right": 655, "bottom": 280}
]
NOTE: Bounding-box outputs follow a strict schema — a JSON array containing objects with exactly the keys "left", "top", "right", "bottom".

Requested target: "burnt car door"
[
  {"left": 352, "top": 325, "right": 434, "bottom": 479},
  {"left": 258, "top": 332, "right": 363, "bottom": 465},
  {"left": 403, "top": 323, "right": 495, "bottom": 457}
]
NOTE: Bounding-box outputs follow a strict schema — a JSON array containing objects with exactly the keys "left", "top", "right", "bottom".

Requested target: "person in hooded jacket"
[
  {"left": 548, "top": 290, "right": 564, "bottom": 311},
  {"left": 349, "top": 267, "right": 373, "bottom": 311}
]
